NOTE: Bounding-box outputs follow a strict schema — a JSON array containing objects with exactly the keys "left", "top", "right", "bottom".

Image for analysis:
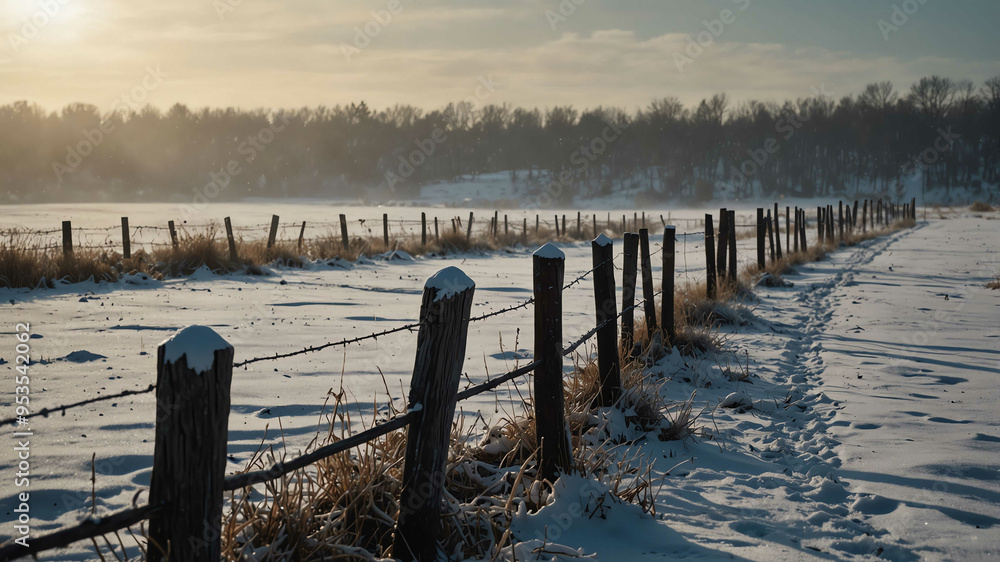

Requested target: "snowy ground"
[{"left": 0, "top": 206, "right": 997, "bottom": 560}]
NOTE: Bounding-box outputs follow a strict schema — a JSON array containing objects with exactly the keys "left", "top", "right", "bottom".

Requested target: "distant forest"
[{"left": 2, "top": 75, "right": 998, "bottom": 205}]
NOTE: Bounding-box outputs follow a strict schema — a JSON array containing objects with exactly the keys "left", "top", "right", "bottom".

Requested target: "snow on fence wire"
[{"left": 0, "top": 199, "right": 918, "bottom": 561}]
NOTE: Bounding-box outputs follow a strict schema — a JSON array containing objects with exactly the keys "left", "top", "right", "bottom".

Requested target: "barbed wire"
[
  {"left": 234, "top": 321, "right": 423, "bottom": 368},
  {"left": 0, "top": 503, "right": 159, "bottom": 560},
  {"left": 0, "top": 384, "right": 157, "bottom": 426}
]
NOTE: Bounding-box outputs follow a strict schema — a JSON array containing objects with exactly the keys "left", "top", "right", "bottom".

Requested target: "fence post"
[
  {"left": 838, "top": 202, "right": 844, "bottom": 242},
  {"left": 793, "top": 208, "right": 799, "bottom": 253},
  {"left": 266, "top": 215, "right": 279, "bottom": 250},
  {"left": 621, "top": 233, "right": 639, "bottom": 353},
  {"left": 911, "top": 197, "right": 916, "bottom": 220},
  {"left": 467, "top": 212, "right": 474, "bottom": 241},
  {"left": 532, "top": 245, "right": 572, "bottom": 482},
  {"left": 421, "top": 212, "right": 427, "bottom": 245},
  {"left": 536, "top": 214, "right": 540, "bottom": 234},
  {"left": 297, "top": 221, "right": 306, "bottom": 251},
  {"left": 224, "top": 217, "right": 238, "bottom": 261},
  {"left": 148, "top": 326, "right": 234, "bottom": 562},
  {"left": 592, "top": 214, "right": 597, "bottom": 238},
  {"left": 716, "top": 208, "right": 728, "bottom": 281},
  {"left": 339, "top": 214, "right": 349, "bottom": 249},
  {"left": 852, "top": 200, "right": 859, "bottom": 233},
  {"left": 591, "top": 234, "right": 621, "bottom": 407},
  {"left": 785, "top": 206, "right": 790, "bottom": 254},
  {"left": 577, "top": 211, "right": 581, "bottom": 237},
  {"left": 756, "top": 208, "right": 765, "bottom": 270},
  {"left": 493, "top": 211, "right": 499, "bottom": 237},
  {"left": 61, "top": 220, "right": 73, "bottom": 256},
  {"left": 705, "top": 214, "right": 717, "bottom": 299},
  {"left": 827, "top": 205, "right": 835, "bottom": 241},
  {"left": 727, "top": 210, "right": 736, "bottom": 282},
  {"left": 554, "top": 214, "right": 560, "bottom": 237},
  {"left": 562, "top": 215, "right": 567, "bottom": 237},
  {"left": 168, "top": 221, "right": 179, "bottom": 250},
  {"left": 800, "top": 209, "right": 808, "bottom": 253},
  {"left": 504, "top": 214, "right": 508, "bottom": 236},
  {"left": 817, "top": 206, "right": 823, "bottom": 244},
  {"left": 767, "top": 210, "right": 776, "bottom": 262},
  {"left": 121, "top": 217, "right": 130, "bottom": 259},
  {"left": 774, "top": 203, "right": 782, "bottom": 260},
  {"left": 522, "top": 218, "right": 527, "bottom": 244},
  {"left": 384, "top": 213, "right": 390, "bottom": 246},
  {"left": 639, "top": 228, "right": 658, "bottom": 337},
  {"left": 661, "top": 226, "right": 676, "bottom": 347},
  {"left": 862, "top": 200, "right": 867, "bottom": 233},
  {"left": 434, "top": 217, "right": 439, "bottom": 241},
  {"left": 393, "top": 267, "right": 475, "bottom": 562}
]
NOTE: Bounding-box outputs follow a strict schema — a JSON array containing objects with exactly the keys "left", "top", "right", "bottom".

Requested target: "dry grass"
[
  {"left": 969, "top": 201, "right": 995, "bottom": 213},
  {"left": 988, "top": 277, "right": 1000, "bottom": 290}
]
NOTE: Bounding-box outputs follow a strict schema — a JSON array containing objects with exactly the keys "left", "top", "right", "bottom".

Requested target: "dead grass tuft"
[{"left": 969, "top": 201, "right": 995, "bottom": 213}]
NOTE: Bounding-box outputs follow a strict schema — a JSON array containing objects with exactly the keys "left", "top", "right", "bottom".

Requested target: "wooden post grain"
[
  {"left": 639, "top": 228, "right": 658, "bottom": 337},
  {"left": 121, "top": 217, "right": 130, "bottom": 259},
  {"left": 621, "top": 233, "right": 639, "bottom": 353},
  {"left": 705, "top": 214, "right": 717, "bottom": 299},
  {"left": 149, "top": 326, "right": 234, "bottom": 562},
  {"left": 591, "top": 235, "right": 621, "bottom": 407},
  {"left": 533, "top": 245, "right": 572, "bottom": 482},
  {"left": 393, "top": 267, "right": 475, "bottom": 561},
  {"left": 224, "top": 217, "right": 238, "bottom": 261},
  {"left": 661, "top": 226, "right": 676, "bottom": 347},
  {"left": 267, "top": 215, "right": 279, "bottom": 250},
  {"left": 62, "top": 220, "right": 73, "bottom": 256}
]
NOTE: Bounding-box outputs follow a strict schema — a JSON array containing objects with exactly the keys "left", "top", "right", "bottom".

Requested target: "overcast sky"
[{"left": 3, "top": 0, "right": 999, "bottom": 113}]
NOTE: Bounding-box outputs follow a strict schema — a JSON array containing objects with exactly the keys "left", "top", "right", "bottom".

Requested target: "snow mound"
[
  {"left": 381, "top": 250, "right": 414, "bottom": 261},
  {"left": 61, "top": 350, "right": 107, "bottom": 363},
  {"left": 719, "top": 390, "right": 752, "bottom": 409}
]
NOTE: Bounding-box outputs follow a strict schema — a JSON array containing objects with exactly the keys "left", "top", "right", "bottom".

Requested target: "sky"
[{"left": 2, "top": 0, "right": 999, "bottom": 114}]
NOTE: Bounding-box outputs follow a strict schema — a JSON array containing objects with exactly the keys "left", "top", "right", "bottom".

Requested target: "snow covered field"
[{"left": 1, "top": 205, "right": 997, "bottom": 560}]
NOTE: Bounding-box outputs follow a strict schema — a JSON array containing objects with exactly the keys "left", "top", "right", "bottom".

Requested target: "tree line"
[{"left": 1, "top": 75, "right": 998, "bottom": 205}]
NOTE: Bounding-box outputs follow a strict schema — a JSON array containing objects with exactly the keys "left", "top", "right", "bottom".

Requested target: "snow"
[
  {"left": 1, "top": 200, "right": 998, "bottom": 560},
  {"left": 592, "top": 233, "right": 612, "bottom": 247},
  {"left": 159, "top": 325, "right": 233, "bottom": 374},
  {"left": 533, "top": 243, "right": 564, "bottom": 260},
  {"left": 424, "top": 266, "right": 475, "bottom": 301}
]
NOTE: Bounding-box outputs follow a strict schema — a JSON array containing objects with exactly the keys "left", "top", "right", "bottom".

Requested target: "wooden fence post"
[
  {"left": 504, "top": 214, "right": 508, "bottom": 236},
  {"left": 577, "top": 211, "right": 581, "bottom": 237},
  {"left": 266, "top": 215, "right": 279, "bottom": 250},
  {"left": 592, "top": 214, "right": 597, "bottom": 238},
  {"left": 555, "top": 214, "right": 560, "bottom": 237},
  {"left": 838, "top": 202, "right": 844, "bottom": 242},
  {"left": 562, "top": 215, "right": 566, "bottom": 237},
  {"left": 536, "top": 215, "right": 540, "bottom": 234},
  {"left": 862, "top": 200, "right": 868, "bottom": 233},
  {"left": 827, "top": 205, "right": 835, "bottom": 241},
  {"left": 774, "top": 202, "right": 782, "bottom": 260},
  {"left": 61, "top": 220, "right": 73, "bottom": 256},
  {"left": 639, "top": 228, "right": 658, "bottom": 337},
  {"left": 168, "top": 221, "right": 179, "bottom": 250},
  {"left": 393, "top": 267, "right": 475, "bottom": 562},
  {"left": 817, "top": 206, "right": 823, "bottom": 243},
  {"left": 661, "top": 226, "right": 676, "bottom": 347},
  {"left": 434, "top": 217, "right": 439, "bottom": 241},
  {"left": 591, "top": 234, "right": 621, "bottom": 407},
  {"left": 467, "top": 212, "right": 474, "bottom": 241},
  {"left": 522, "top": 218, "right": 527, "bottom": 243},
  {"left": 911, "top": 197, "right": 916, "bottom": 220},
  {"left": 793, "top": 208, "right": 799, "bottom": 253},
  {"left": 384, "top": 213, "right": 390, "bottom": 246},
  {"left": 533, "top": 245, "right": 572, "bottom": 482},
  {"left": 493, "top": 211, "right": 499, "bottom": 237},
  {"left": 785, "top": 206, "right": 790, "bottom": 254},
  {"left": 800, "top": 209, "right": 808, "bottom": 253},
  {"left": 756, "top": 208, "right": 765, "bottom": 270},
  {"left": 641, "top": 212, "right": 646, "bottom": 228},
  {"left": 767, "top": 210, "right": 776, "bottom": 262},
  {"left": 121, "top": 217, "right": 130, "bottom": 259},
  {"left": 297, "top": 221, "right": 306, "bottom": 251},
  {"left": 339, "top": 214, "right": 349, "bottom": 249},
  {"left": 621, "top": 233, "right": 639, "bottom": 353},
  {"left": 705, "top": 214, "right": 717, "bottom": 299},
  {"left": 224, "top": 217, "right": 238, "bottom": 261},
  {"left": 421, "top": 212, "right": 427, "bottom": 245},
  {"left": 716, "top": 208, "right": 728, "bottom": 281},
  {"left": 149, "top": 326, "right": 234, "bottom": 562},
  {"left": 852, "top": 200, "right": 859, "bottom": 233},
  {"left": 727, "top": 210, "right": 736, "bottom": 282}
]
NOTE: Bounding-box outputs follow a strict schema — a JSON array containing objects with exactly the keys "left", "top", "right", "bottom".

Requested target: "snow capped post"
[
  {"left": 621, "top": 233, "right": 640, "bottom": 353},
  {"left": 149, "top": 326, "right": 234, "bottom": 562},
  {"left": 532, "top": 244, "right": 572, "bottom": 482},
  {"left": 394, "top": 267, "right": 475, "bottom": 561},
  {"left": 591, "top": 234, "right": 621, "bottom": 406}
]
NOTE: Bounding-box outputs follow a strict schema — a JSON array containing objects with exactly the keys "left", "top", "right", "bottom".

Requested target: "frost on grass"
[
  {"left": 425, "top": 266, "right": 475, "bottom": 301},
  {"left": 160, "top": 325, "right": 232, "bottom": 374},
  {"left": 534, "top": 242, "right": 565, "bottom": 260}
]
